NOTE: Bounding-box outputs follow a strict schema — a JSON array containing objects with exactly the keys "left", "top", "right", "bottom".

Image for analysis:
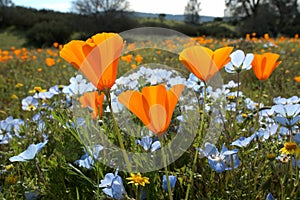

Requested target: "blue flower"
[
  {"left": 294, "top": 133, "right": 300, "bottom": 143},
  {"left": 266, "top": 193, "right": 275, "bottom": 200},
  {"left": 185, "top": 73, "right": 204, "bottom": 93},
  {"left": 136, "top": 136, "right": 161, "bottom": 152},
  {"left": 62, "top": 75, "right": 95, "bottom": 96},
  {"left": 231, "top": 133, "right": 256, "bottom": 148},
  {"left": 49, "top": 85, "right": 65, "bottom": 95},
  {"left": 99, "top": 170, "right": 126, "bottom": 200},
  {"left": 74, "top": 144, "right": 103, "bottom": 169},
  {"left": 197, "top": 143, "right": 240, "bottom": 173},
  {"left": 33, "top": 91, "right": 54, "bottom": 100},
  {"left": 22, "top": 96, "right": 39, "bottom": 111},
  {"left": 9, "top": 140, "right": 48, "bottom": 162},
  {"left": 256, "top": 124, "right": 278, "bottom": 141},
  {"left": 273, "top": 96, "right": 300, "bottom": 105},
  {"left": 162, "top": 175, "right": 176, "bottom": 192},
  {"left": 273, "top": 104, "right": 300, "bottom": 127},
  {"left": 0, "top": 117, "right": 24, "bottom": 144}
]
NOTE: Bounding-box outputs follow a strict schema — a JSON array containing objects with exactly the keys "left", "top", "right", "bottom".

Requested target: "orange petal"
[
  {"left": 142, "top": 85, "right": 168, "bottom": 134},
  {"left": 262, "top": 53, "right": 280, "bottom": 80},
  {"left": 79, "top": 91, "right": 104, "bottom": 120},
  {"left": 252, "top": 54, "right": 263, "bottom": 80},
  {"left": 165, "top": 84, "right": 185, "bottom": 130},
  {"left": 80, "top": 33, "right": 123, "bottom": 90},
  {"left": 179, "top": 46, "right": 232, "bottom": 82},
  {"left": 118, "top": 90, "right": 151, "bottom": 128},
  {"left": 213, "top": 47, "right": 234, "bottom": 70},
  {"left": 60, "top": 40, "right": 85, "bottom": 69}
]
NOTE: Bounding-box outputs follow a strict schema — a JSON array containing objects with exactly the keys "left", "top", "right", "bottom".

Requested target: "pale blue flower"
[
  {"left": 162, "top": 175, "right": 177, "bottom": 192},
  {"left": 231, "top": 133, "right": 256, "bottom": 148},
  {"left": 22, "top": 96, "right": 38, "bottom": 111},
  {"left": 197, "top": 143, "right": 240, "bottom": 173},
  {"left": 294, "top": 133, "right": 300, "bottom": 143},
  {"left": 266, "top": 193, "right": 275, "bottom": 200},
  {"left": 223, "top": 80, "right": 238, "bottom": 89},
  {"left": 273, "top": 104, "right": 300, "bottom": 127},
  {"left": 99, "top": 170, "right": 126, "bottom": 200},
  {"left": 273, "top": 96, "right": 300, "bottom": 105},
  {"left": 74, "top": 144, "right": 103, "bottom": 169},
  {"left": 186, "top": 73, "right": 204, "bottom": 93},
  {"left": 49, "top": 85, "right": 65, "bottom": 95},
  {"left": 136, "top": 136, "right": 161, "bottom": 152},
  {"left": 33, "top": 91, "right": 54, "bottom": 100},
  {"left": 256, "top": 124, "right": 278, "bottom": 141},
  {"left": 9, "top": 140, "right": 48, "bottom": 162},
  {"left": 62, "top": 75, "right": 95, "bottom": 96}
]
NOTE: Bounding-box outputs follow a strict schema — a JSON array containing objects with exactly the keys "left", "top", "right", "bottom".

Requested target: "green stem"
[
  {"left": 185, "top": 83, "right": 207, "bottom": 200},
  {"left": 254, "top": 81, "right": 263, "bottom": 132},
  {"left": 105, "top": 90, "right": 132, "bottom": 172},
  {"left": 234, "top": 72, "right": 240, "bottom": 130},
  {"left": 159, "top": 137, "right": 173, "bottom": 200}
]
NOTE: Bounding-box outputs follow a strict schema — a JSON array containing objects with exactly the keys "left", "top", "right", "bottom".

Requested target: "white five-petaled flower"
[{"left": 225, "top": 50, "right": 254, "bottom": 73}]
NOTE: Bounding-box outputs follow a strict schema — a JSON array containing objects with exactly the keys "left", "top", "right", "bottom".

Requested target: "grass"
[{"left": 0, "top": 27, "right": 27, "bottom": 49}]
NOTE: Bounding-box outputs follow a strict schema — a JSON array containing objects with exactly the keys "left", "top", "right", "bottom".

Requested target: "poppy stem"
[
  {"left": 105, "top": 91, "right": 132, "bottom": 172},
  {"left": 159, "top": 137, "right": 173, "bottom": 200},
  {"left": 185, "top": 82, "right": 207, "bottom": 200}
]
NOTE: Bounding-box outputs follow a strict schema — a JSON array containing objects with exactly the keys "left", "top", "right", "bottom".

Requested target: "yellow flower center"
[
  {"left": 284, "top": 142, "right": 297, "bottom": 151},
  {"left": 28, "top": 104, "right": 36, "bottom": 111},
  {"left": 126, "top": 173, "right": 150, "bottom": 187}
]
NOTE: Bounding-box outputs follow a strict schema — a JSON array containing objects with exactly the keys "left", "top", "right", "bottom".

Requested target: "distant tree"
[
  {"left": 0, "top": 0, "right": 14, "bottom": 27},
  {"left": 72, "top": 0, "right": 129, "bottom": 15},
  {"left": 184, "top": 0, "right": 201, "bottom": 24},
  {"left": 225, "top": 0, "right": 261, "bottom": 19},
  {"left": 225, "top": 0, "right": 300, "bottom": 36},
  {"left": 269, "top": 0, "right": 299, "bottom": 29},
  {"left": 158, "top": 13, "right": 166, "bottom": 23}
]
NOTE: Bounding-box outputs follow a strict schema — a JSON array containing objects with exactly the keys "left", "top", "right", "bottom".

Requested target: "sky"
[{"left": 13, "top": 0, "right": 225, "bottom": 17}]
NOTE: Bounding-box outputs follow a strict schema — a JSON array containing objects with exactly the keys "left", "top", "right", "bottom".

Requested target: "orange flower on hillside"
[
  {"left": 45, "top": 58, "right": 55, "bottom": 67},
  {"left": 179, "top": 46, "right": 233, "bottom": 82},
  {"left": 251, "top": 52, "right": 281, "bottom": 81},
  {"left": 294, "top": 76, "right": 300, "bottom": 82},
  {"left": 79, "top": 91, "right": 105, "bottom": 120},
  {"left": 121, "top": 54, "right": 133, "bottom": 63},
  {"left": 60, "top": 32, "right": 124, "bottom": 91},
  {"left": 118, "top": 84, "right": 185, "bottom": 136},
  {"left": 135, "top": 54, "right": 143, "bottom": 64}
]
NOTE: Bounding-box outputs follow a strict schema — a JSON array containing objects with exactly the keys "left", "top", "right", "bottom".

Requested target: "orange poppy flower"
[
  {"left": 179, "top": 46, "right": 233, "bottom": 82},
  {"left": 251, "top": 53, "right": 281, "bottom": 81},
  {"left": 118, "top": 84, "right": 185, "bottom": 136},
  {"left": 294, "top": 76, "right": 300, "bottom": 82},
  {"left": 121, "top": 54, "right": 133, "bottom": 63},
  {"left": 135, "top": 54, "right": 143, "bottom": 64},
  {"left": 79, "top": 91, "right": 105, "bottom": 120},
  {"left": 45, "top": 58, "right": 55, "bottom": 67},
  {"left": 60, "top": 32, "right": 124, "bottom": 91}
]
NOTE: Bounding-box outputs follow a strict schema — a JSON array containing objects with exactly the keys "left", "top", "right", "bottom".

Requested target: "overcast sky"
[{"left": 13, "top": 0, "right": 225, "bottom": 17}]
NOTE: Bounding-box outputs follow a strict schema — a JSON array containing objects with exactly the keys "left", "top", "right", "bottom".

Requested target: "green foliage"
[{"left": 26, "top": 20, "right": 72, "bottom": 47}]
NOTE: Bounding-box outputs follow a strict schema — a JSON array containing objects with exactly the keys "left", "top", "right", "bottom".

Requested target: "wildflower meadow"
[{"left": 1, "top": 27, "right": 300, "bottom": 200}]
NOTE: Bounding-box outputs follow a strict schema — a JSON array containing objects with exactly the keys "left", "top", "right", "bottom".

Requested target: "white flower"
[{"left": 225, "top": 50, "right": 254, "bottom": 73}]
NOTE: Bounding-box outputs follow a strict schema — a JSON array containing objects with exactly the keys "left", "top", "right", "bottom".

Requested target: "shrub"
[{"left": 25, "top": 20, "right": 72, "bottom": 47}]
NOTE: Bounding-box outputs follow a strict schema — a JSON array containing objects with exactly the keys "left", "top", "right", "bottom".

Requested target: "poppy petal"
[{"left": 118, "top": 90, "right": 151, "bottom": 128}]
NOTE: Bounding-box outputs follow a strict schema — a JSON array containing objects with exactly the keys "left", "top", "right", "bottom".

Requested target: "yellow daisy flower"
[
  {"left": 126, "top": 173, "right": 150, "bottom": 187},
  {"left": 280, "top": 142, "right": 298, "bottom": 155}
]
